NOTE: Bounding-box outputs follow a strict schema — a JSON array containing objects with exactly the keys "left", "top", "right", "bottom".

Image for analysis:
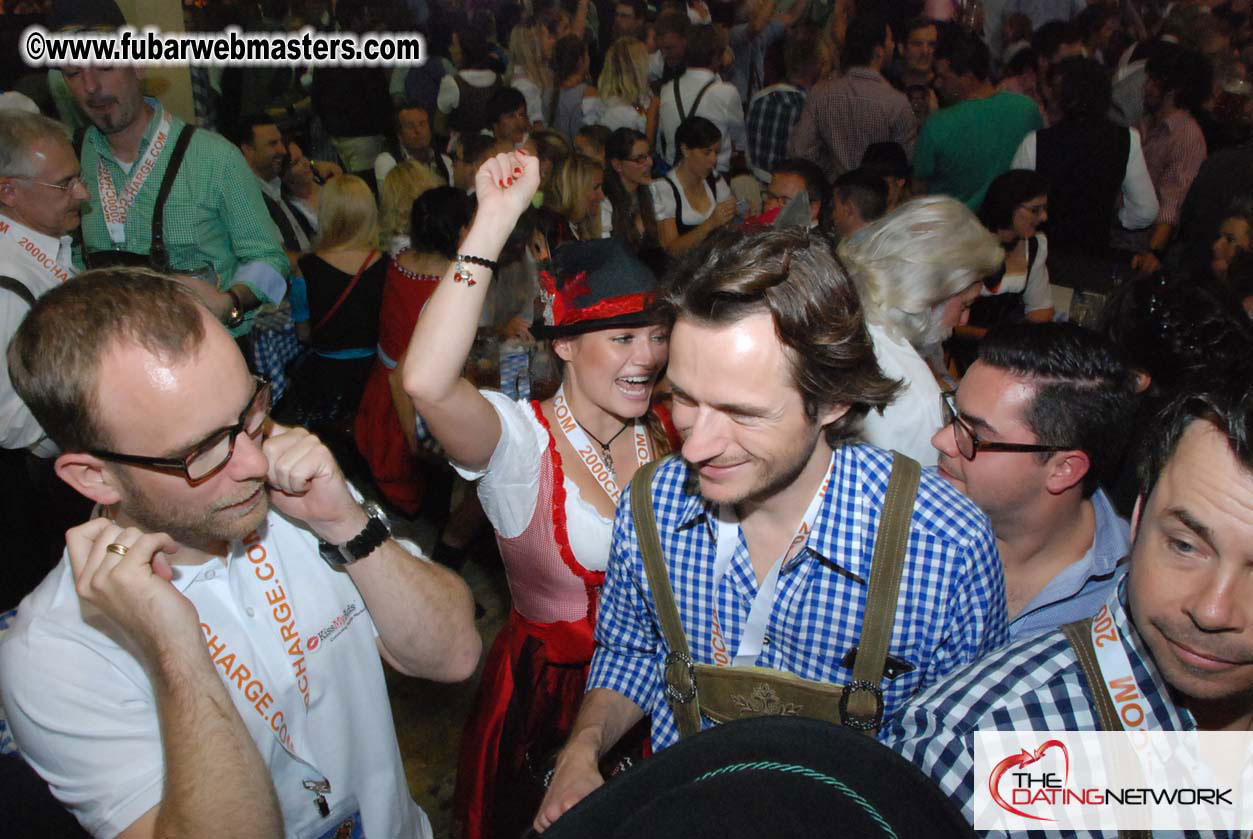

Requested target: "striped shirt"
[
  {"left": 587, "top": 444, "right": 1009, "bottom": 752},
  {"left": 788, "top": 68, "right": 917, "bottom": 181},
  {"left": 1140, "top": 108, "right": 1208, "bottom": 227}
]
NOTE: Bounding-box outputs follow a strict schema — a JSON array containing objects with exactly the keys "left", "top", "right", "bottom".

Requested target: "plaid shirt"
[
  {"left": 746, "top": 83, "right": 808, "bottom": 182},
  {"left": 788, "top": 68, "right": 917, "bottom": 181},
  {"left": 587, "top": 444, "right": 1009, "bottom": 752},
  {"left": 879, "top": 576, "right": 1237, "bottom": 838}
]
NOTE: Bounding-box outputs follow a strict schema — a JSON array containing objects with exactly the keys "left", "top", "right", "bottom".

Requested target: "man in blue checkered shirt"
[
  {"left": 534, "top": 227, "right": 1009, "bottom": 832},
  {"left": 882, "top": 380, "right": 1253, "bottom": 834}
]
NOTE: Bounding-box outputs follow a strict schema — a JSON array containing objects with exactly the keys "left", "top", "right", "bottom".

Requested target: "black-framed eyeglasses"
[
  {"left": 940, "top": 391, "right": 1074, "bottom": 461},
  {"left": 89, "top": 375, "right": 272, "bottom": 484}
]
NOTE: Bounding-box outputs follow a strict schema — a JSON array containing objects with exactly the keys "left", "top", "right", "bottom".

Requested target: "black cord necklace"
[{"left": 577, "top": 416, "right": 630, "bottom": 472}]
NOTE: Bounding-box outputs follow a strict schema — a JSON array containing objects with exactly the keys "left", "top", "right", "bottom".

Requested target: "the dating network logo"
[{"left": 988, "top": 740, "right": 1070, "bottom": 821}]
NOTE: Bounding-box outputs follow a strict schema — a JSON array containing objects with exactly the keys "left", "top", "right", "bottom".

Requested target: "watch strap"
[{"left": 318, "top": 507, "right": 390, "bottom": 567}]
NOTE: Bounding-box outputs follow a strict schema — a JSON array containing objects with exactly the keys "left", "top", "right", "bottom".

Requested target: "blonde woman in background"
[
  {"left": 278, "top": 175, "right": 388, "bottom": 428},
  {"left": 379, "top": 160, "right": 444, "bottom": 255},
  {"left": 592, "top": 37, "right": 658, "bottom": 146},
  {"left": 508, "top": 20, "right": 556, "bottom": 126},
  {"left": 540, "top": 154, "right": 606, "bottom": 244}
]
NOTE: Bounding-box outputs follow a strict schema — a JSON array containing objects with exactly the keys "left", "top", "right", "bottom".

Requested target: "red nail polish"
[
  {"left": 507, "top": 177, "right": 514, "bottom": 186},
  {"left": 514, "top": 167, "right": 522, "bottom": 175},
  {"left": 499, "top": 179, "right": 505, "bottom": 188}
]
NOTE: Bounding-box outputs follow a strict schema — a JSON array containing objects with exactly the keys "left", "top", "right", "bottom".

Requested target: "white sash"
[
  {"left": 1089, "top": 592, "right": 1149, "bottom": 730},
  {"left": 195, "top": 528, "right": 318, "bottom": 769},
  {"left": 710, "top": 453, "right": 834, "bottom": 667},
  {"left": 96, "top": 112, "right": 172, "bottom": 244},
  {"left": 550, "top": 385, "right": 651, "bottom": 506},
  {"left": 0, "top": 217, "right": 72, "bottom": 285}
]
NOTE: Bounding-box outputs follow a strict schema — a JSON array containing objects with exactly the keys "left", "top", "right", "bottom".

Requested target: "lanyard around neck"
[
  {"left": 1089, "top": 589, "right": 1148, "bottom": 730},
  {"left": 551, "top": 385, "right": 651, "bottom": 506},
  {"left": 710, "top": 452, "right": 834, "bottom": 667}
]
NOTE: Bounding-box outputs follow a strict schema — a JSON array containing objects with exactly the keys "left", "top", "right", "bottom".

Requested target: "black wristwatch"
[{"left": 318, "top": 502, "right": 391, "bottom": 568}]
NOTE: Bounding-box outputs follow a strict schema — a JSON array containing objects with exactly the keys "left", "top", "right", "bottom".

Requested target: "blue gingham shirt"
[
  {"left": 879, "top": 576, "right": 1236, "bottom": 838},
  {"left": 587, "top": 444, "right": 1009, "bottom": 752}
]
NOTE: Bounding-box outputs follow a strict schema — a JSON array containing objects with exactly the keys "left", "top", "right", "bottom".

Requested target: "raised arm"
[
  {"left": 400, "top": 151, "right": 541, "bottom": 472},
  {"left": 264, "top": 423, "right": 481, "bottom": 681}
]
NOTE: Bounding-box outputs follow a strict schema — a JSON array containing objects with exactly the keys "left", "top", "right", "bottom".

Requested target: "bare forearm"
[
  {"left": 151, "top": 645, "right": 281, "bottom": 839},
  {"left": 346, "top": 540, "right": 481, "bottom": 681},
  {"left": 561, "top": 688, "right": 647, "bottom": 762},
  {"left": 535, "top": 687, "right": 646, "bottom": 830},
  {"left": 665, "top": 217, "right": 720, "bottom": 256},
  {"left": 402, "top": 220, "right": 509, "bottom": 405}
]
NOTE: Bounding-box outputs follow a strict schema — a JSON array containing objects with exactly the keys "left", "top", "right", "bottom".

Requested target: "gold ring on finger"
[{"left": 105, "top": 543, "right": 129, "bottom": 557}]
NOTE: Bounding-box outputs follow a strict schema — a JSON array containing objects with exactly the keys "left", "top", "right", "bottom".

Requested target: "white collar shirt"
[
  {"left": 657, "top": 68, "right": 747, "bottom": 174},
  {"left": 0, "top": 508, "right": 429, "bottom": 838},
  {"left": 0, "top": 214, "right": 75, "bottom": 455}
]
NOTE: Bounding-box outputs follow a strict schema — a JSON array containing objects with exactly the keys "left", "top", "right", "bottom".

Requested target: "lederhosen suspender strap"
[
  {"left": 662, "top": 174, "right": 721, "bottom": 235},
  {"left": 1061, "top": 619, "right": 1153, "bottom": 839},
  {"left": 631, "top": 452, "right": 922, "bottom": 739},
  {"left": 0, "top": 275, "right": 36, "bottom": 308},
  {"left": 848, "top": 452, "right": 923, "bottom": 725},
  {"left": 631, "top": 454, "right": 703, "bottom": 737},
  {"left": 80, "top": 124, "right": 196, "bottom": 270},
  {"left": 675, "top": 77, "right": 716, "bottom": 124},
  {"left": 664, "top": 76, "right": 717, "bottom": 160},
  {"left": 147, "top": 125, "right": 196, "bottom": 269}
]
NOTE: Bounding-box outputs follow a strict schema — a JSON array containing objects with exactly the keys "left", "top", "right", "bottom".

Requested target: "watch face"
[{"left": 364, "top": 501, "right": 390, "bottom": 529}]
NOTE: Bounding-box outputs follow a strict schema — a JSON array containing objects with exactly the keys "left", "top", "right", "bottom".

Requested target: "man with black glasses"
[
  {"left": 0, "top": 269, "right": 480, "bottom": 839},
  {"left": 932, "top": 322, "right": 1139, "bottom": 640}
]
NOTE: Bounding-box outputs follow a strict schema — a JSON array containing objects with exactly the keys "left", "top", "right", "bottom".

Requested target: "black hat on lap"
[{"left": 543, "top": 716, "right": 977, "bottom": 839}]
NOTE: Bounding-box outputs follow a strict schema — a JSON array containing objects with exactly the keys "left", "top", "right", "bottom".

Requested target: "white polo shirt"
[
  {"left": 0, "top": 507, "right": 430, "bottom": 839},
  {"left": 0, "top": 214, "right": 75, "bottom": 456}
]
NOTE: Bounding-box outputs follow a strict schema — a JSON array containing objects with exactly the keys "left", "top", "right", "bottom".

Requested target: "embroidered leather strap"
[{"left": 1061, "top": 618, "right": 1153, "bottom": 839}]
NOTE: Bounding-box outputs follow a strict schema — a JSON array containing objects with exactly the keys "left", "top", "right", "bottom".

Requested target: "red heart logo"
[{"left": 988, "top": 740, "right": 1069, "bottom": 822}]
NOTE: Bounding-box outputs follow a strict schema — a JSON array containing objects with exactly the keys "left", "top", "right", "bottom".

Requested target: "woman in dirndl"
[{"left": 401, "top": 150, "right": 677, "bottom": 839}]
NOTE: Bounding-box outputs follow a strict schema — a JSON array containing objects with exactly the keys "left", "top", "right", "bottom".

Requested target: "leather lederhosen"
[{"left": 631, "top": 452, "right": 922, "bottom": 739}]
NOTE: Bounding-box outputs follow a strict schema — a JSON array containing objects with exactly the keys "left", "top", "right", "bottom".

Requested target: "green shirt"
[
  {"left": 913, "top": 91, "right": 1044, "bottom": 212},
  {"left": 77, "top": 101, "right": 288, "bottom": 336}
]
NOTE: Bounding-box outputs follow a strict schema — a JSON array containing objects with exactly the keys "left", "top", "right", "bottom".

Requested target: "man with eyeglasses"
[
  {"left": 52, "top": 0, "right": 287, "bottom": 347},
  {"left": 884, "top": 369, "right": 1253, "bottom": 833},
  {"left": 0, "top": 269, "right": 481, "bottom": 838},
  {"left": 0, "top": 110, "right": 97, "bottom": 609},
  {"left": 0, "top": 110, "right": 85, "bottom": 458},
  {"left": 932, "top": 322, "right": 1138, "bottom": 640}
]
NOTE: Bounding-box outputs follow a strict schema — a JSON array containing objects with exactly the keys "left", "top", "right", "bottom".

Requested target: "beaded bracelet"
[{"left": 453, "top": 254, "right": 498, "bottom": 287}]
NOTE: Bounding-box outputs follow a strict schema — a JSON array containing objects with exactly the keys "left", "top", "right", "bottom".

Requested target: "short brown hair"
[
  {"left": 8, "top": 267, "right": 207, "bottom": 452},
  {"left": 659, "top": 228, "right": 901, "bottom": 446}
]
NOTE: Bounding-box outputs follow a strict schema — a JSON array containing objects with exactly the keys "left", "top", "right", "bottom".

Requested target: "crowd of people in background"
[{"left": 1, "top": 0, "right": 1252, "bottom": 836}]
